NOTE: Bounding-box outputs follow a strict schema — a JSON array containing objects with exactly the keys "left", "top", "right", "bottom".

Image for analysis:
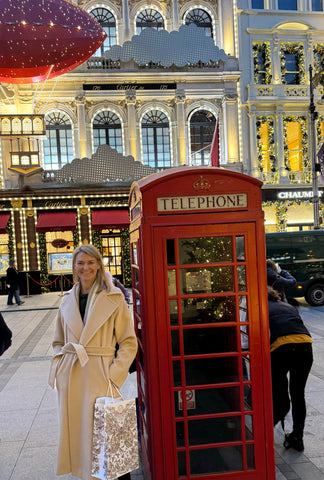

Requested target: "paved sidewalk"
[{"left": 0, "top": 292, "right": 323, "bottom": 480}]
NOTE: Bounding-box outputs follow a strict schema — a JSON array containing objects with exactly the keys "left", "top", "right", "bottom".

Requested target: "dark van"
[{"left": 266, "top": 230, "right": 324, "bottom": 306}]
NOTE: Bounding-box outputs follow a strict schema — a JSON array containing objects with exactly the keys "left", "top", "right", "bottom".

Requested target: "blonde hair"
[{"left": 72, "top": 244, "right": 110, "bottom": 291}]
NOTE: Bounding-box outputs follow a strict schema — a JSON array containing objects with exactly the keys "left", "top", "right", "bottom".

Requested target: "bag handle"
[{"left": 106, "top": 379, "right": 124, "bottom": 400}]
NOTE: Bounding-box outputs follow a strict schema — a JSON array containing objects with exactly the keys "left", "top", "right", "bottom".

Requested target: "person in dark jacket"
[
  {"left": 0, "top": 312, "right": 12, "bottom": 356},
  {"left": 266, "top": 259, "right": 296, "bottom": 302},
  {"left": 268, "top": 286, "right": 313, "bottom": 451},
  {"left": 6, "top": 259, "right": 24, "bottom": 306}
]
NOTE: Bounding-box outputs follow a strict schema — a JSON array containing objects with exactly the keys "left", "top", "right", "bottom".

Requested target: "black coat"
[
  {"left": 6, "top": 266, "right": 20, "bottom": 291},
  {"left": 267, "top": 267, "right": 296, "bottom": 302},
  {"left": 0, "top": 312, "right": 12, "bottom": 356},
  {"left": 268, "top": 299, "right": 311, "bottom": 345}
]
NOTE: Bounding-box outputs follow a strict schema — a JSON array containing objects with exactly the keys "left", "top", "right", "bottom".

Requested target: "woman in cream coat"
[{"left": 49, "top": 244, "right": 137, "bottom": 480}]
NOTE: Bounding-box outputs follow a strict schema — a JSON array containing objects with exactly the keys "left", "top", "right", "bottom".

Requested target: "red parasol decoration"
[{"left": 0, "top": 0, "right": 107, "bottom": 84}]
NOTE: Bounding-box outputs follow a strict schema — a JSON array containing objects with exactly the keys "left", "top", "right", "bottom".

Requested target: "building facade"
[
  {"left": 237, "top": 0, "right": 324, "bottom": 232},
  {"left": 0, "top": 0, "right": 241, "bottom": 290}
]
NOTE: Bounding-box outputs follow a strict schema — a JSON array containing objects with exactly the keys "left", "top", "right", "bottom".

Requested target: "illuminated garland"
[
  {"left": 256, "top": 116, "right": 275, "bottom": 172},
  {"left": 91, "top": 229, "right": 102, "bottom": 254},
  {"left": 6, "top": 216, "right": 14, "bottom": 260},
  {"left": 38, "top": 232, "right": 50, "bottom": 293},
  {"left": 253, "top": 42, "right": 272, "bottom": 85},
  {"left": 280, "top": 43, "right": 306, "bottom": 85},
  {"left": 313, "top": 44, "right": 324, "bottom": 73},
  {"left": 72, "top": 230, "right": 79, "bottom": 248},
  {"left": 316, "top": 115, "right": 324, "bottom": 147},
  {"left": 121, "top": 228, "right": 131, "bottom": 287},
  {"left": 283, "top": 116, "right": 308, "bottom": 171},
  {"left": 264, "top": 200, "right": 322, "bottom": 230}
]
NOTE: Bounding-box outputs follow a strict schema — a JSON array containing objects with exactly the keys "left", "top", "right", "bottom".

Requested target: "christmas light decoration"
[{"left": 0, "top": 0, "right": 107, "bottom": 83}]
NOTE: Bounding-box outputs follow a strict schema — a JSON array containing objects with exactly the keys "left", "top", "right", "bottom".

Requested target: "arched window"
[
  {"left": 141, "top": 110, "right": 171, "bottom": 168},
  {"left": 190, "top": 110, "right": 216, "bottom": 165},
  {"left": 43, "top": 112, "right": 73, "bottom": 170},
  {"left": 185, "top": 8, "right": 213, "bottom": 38},
  {"left": 136, "top": 8, "right": 164, "bottom": 34},
  {"left": 90, "top": 8, "right": 117, "bottom": 55},
  {"left": 93, "top": 111, "right": 123, "bottom": 153}
]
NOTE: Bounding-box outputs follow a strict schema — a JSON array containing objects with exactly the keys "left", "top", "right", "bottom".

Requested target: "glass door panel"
[{"left": 154, "top": 224, "right": 267, "bottom": 478}]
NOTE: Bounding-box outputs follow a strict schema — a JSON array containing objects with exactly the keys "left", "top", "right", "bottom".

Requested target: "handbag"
[{"left": 91, "top": 381, "right": 139, "bottom": 480}]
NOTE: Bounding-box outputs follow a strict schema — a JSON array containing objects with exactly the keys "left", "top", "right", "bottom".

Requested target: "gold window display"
[
  {"left": 46, "top": 231, "right": 74, "bottom": 273},
  {"left": 0, "top": 233, "right": 9, "bottom": 275},
  {"left": 101, "top": 231, "right": 122, "bottom": 276}
]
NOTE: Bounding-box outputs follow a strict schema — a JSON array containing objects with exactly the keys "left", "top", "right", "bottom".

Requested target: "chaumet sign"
[{"left": 277, "top": 190, "right": 324, "bottom": 199}]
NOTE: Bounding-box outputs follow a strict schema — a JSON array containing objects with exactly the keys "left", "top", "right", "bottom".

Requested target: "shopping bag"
[{"left": 91, "top": 383, "right": 139, "bottom": 480}]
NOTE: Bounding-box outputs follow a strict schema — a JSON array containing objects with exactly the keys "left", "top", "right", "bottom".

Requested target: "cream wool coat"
[{"left": 49, "top": 283, "right": 137, "bottom": 480}]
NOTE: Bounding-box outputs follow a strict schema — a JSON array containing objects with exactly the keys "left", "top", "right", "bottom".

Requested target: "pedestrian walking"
[
  {"left": 267, "top": 286, "right": 313, "bottom": 451},
  {"left": 266, "top": 259, "right": 296, "bottom": 302},
  {"left": 6, "top": 259, "right": 24, "bottom": 305},
  {"left": 49, "top": 244, "right": 137, "bottom": 480}
]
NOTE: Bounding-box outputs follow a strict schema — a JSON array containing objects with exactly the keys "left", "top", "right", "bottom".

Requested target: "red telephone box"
[{"left": 129, "top": 167, "right": 275, "bottom": 480}]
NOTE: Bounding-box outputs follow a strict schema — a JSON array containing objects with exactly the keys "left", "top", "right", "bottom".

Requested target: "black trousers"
[{"left": 271, "top": 342, "right": 313, "bottom": 437}]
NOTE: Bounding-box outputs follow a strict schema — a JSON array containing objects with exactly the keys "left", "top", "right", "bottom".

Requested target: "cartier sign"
[{"left": 157, "top": 194, "right": 248, "bottom": 212}]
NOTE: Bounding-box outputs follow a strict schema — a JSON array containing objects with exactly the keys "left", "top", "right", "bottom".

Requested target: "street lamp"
[{"left": 309, "top": 65, "right": 321, "bottom": 230}]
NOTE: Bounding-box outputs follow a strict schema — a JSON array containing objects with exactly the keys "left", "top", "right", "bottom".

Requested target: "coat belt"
[{"left": 48, "top": 342, "right": 116, "bottom": 388}]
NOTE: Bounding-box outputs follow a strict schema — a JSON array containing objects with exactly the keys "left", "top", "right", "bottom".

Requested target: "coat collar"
[{"left": 61, "top": 284, "right": 122, "bottom": 345}]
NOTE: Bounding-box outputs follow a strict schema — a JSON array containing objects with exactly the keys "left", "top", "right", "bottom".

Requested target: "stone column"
[
  {"left": 248, "top": 106, "right": 260, "bottom": 178},
  {"left": 75, "top": 95, "right": 89, "bottom": 159},
  {"left": 175, "top": 91, "right": 187, "bottom": 165},
  {"left": 172, "top": 0, "right": 180, "bottom": 31},
  {"left": 122, "top": 0, "right": 131, "bottom": 42},
  {"left": 222, "top": 1, "right": 235, "bottom": 56},
  {"left": 272, "top": 34, "right": 281, "bottom": 85},
  {"left": 223, "top": 94, "right": 239, "bottom": 163},
  {"left": 125, "top": 91, "right": 137, "bottom": 160}
]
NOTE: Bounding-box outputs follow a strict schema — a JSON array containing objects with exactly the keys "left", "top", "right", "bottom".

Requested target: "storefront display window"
[
  {"left": 101, "top": 231, "right": 122, "bottom": 276},
  {"left": 283, "top": 116, "right": 309, "bottom": 180},
  {"left": 46, "top": 231, "right": 74, "bottom": 272}
]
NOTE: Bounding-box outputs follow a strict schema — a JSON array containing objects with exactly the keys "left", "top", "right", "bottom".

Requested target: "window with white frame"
[
  {"left": 136, "top": 8, "right": 164, "bottom": 34},
  {"left": 93, "top": 111, "right": 123, "bottom": 153},
  {"left": 278, "top": 0, "right": 297, "bottom": 10},
  {"left": 252, "top": 0, "right": 264, "bottom": 7},
  {"left": 43, "top": 112, "right": 73, "bottom": 170},
  {"left": 184, "top": 8, "right": 213, "bottom": 38},
  {"left": 312, "top": 0, "right": 323, "bottom": 10},
  {"left": 189, "top": 110, "right": 216, "bottom": 166},
  {"left": 90, "top": 7, "right": 117, "bottom": 55},
  {"left": 141, "top": 110, "right": 171, "bottom": 169},
  {"left": 280, "top": 43, "right": 305, "bottom": 85}
]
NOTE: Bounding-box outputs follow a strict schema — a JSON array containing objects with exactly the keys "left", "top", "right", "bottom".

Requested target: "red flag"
[{"left": 210, "top": 121, "right": 219, "bottom": 167}]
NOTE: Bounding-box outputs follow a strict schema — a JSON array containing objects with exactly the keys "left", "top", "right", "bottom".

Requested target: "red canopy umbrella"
[{"left": 0, "top": 0, "right": 107, "bottom": 83}]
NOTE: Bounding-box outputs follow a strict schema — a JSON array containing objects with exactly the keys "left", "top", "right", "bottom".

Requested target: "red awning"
[
  {"left": 0, "top": 213, "right": 10, "bottom": 234},
  {"left": 36, "top": 212, "right": 76, "bottom": 232},
  {"left": 92, "top": 210, "right": 130, "bottom": 230}
]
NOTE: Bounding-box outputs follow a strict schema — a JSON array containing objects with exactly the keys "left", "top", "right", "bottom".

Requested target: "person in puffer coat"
[
  {"left": 266, "top": 259, "right": 296, "bottom": 302},
  {"left": 268, "top": 286, "right": 313, "bottom": 452}
]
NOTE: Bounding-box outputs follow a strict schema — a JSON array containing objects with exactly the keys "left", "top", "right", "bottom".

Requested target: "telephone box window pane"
[
  {"left": 169, "top": 300, "right": 178, "bottom": 325},
  {"left": 167, "top": 238, "right": 175, "bottom": 265},
  {"left": 172, "top": 330, "right": 180, "bottom": 356},
  {"left": 189, "top": 446, "right": 243, "bottom": 474},
  {"left": 247, "top": 444, "right": 255, "bottom": 469},
  {"left": 132, "top": 243, "right": 138, "bottom": 265},
  {"left": 183, "top": 327, "right": 237, "bottom": 355},
  {"left": 243, "top": 355, "right": 252, "bottom": 410},
  {"left": 187, "top": 387, "right": 241, "bottom": 416},
  {"left": 173, "top": 360, "right": 181, "bottom": 386},
  {"left": 176, "top": 421, "right": 185, "bottom": 447},
  {"left": 239, "top": 296, "right": 248, "bottom": 323},
  {"left": 180, "top": 267, "right": 234, "bottom": 294},
  {"left": 179, "top": 236, "right": 232, "bottom": 264},
  {"left": 168, "top": 269, "right": 177, "bottom": 296},
  {"left": 182, "top": 296, "right": 236, "bottom": 325},
  {"left": 188, "top": 416, "right": 241, "bottom": 445},
  {"left": 237, "top": 265, "right": 246, "bottom": 291},
  {"left": 178, "top": 451, "right": 186, "bottom": 476},
  {"left": 135, "top": 292, "right": 141, "bottom": 317},
  {"left": 185, "top": 357, "right": 239, "bottom": 385},
  {"left": 236, "top": 236, "right": 245, "bottom": 260},
  {"left": 241, "top": 325, "right": 249, "bottom": 350},
  {"left": 245, "top": 415, "right": 254, "bottom": 440}
]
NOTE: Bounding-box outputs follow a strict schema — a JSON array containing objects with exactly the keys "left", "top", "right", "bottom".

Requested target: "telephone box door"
[{"left": 152, "top": 222, "right": 273, "bottom": 479}]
